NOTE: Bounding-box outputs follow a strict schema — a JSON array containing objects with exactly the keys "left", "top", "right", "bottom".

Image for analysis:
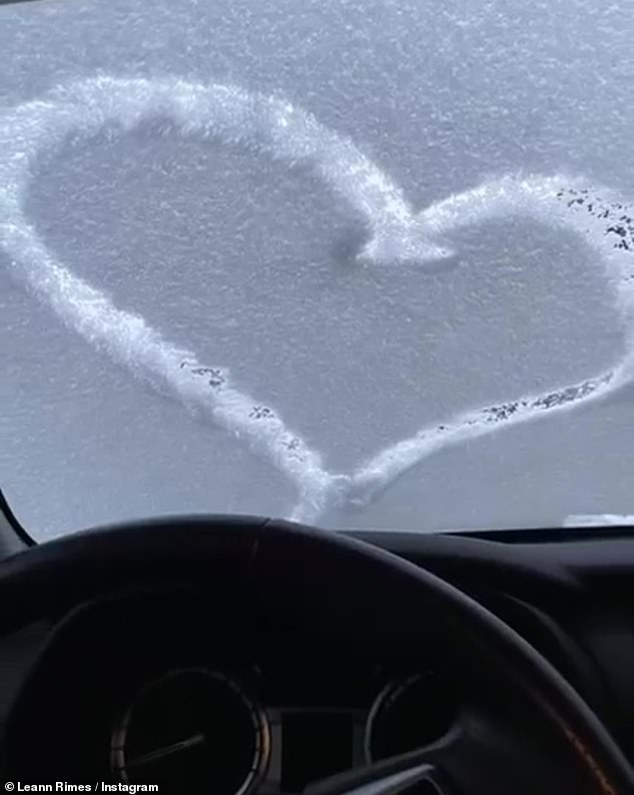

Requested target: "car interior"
[
  {"left": 1, "top": 491, "right": 634, "bottom": 795},
  {"left": 3, "top": 0, "right": 634, "bottom": 793}
]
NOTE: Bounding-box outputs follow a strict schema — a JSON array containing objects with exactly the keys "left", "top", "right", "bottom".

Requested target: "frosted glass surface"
[{"left": 1, "top": 0, "right": 633, "bottom": 538}]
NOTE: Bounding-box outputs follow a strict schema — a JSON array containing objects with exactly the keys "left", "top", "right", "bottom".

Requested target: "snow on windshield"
[{"left": 1, "top": 0, "right": 634, "bottom": 539}]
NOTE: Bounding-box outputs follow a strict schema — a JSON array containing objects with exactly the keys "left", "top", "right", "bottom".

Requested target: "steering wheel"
[{"left": 2, "top": 516, "right": 633, "bottom": 795}]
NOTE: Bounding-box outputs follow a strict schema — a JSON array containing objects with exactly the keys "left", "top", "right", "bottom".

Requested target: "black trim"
[
  {"left": 0, "top": 489, "right": 35, "bottom": 548},
  {"left": 454, "top": 526, "right": 634, "bottom": 544}
]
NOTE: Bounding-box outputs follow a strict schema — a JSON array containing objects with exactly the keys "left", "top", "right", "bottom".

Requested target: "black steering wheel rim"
[
  {"left": 259, "top": 520, "right": 633, "bottom": 795},
  {"left": 1, "top": 515, "right": 633, "bottom": 794}
]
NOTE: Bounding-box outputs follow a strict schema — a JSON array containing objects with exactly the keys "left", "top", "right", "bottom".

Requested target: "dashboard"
[
  {"left": 2, "top": 523, "right": 634, "bottom": 793},
  {"left": 0, "top": 585, "right": 461, "bottom": 793},
  {"left": 108, "top": 663, "right": 455, "bottom": 794}
]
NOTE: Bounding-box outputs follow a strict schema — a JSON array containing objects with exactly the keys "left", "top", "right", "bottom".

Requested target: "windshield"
[{"left": 2, "top": 0, "right": 634, "bottom": 541}]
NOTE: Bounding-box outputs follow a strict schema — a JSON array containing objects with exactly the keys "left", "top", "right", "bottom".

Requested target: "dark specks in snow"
[
  {"left": 195, "top": 367, "right": 225, "bottom": 387},
  {"left": 533, "top": 391, "right": 565, "bottom": 410},
  {"left": 531, "top": 378, "right": 605, "bottom": 410},
  {"left": 250, "top": 405, "right": 274, "bottom": 420},
  {"left": 558, "top": 187, "right": 634, "bottom": 254},
  {"left": 180, "top": 362, "right": 226, "bottom": 388},
  {"left": 282, "top": 436, "right": 304, "bottom": 460},
  {"left": 483, "top": 402, "right": 520, "bottom": 422}
]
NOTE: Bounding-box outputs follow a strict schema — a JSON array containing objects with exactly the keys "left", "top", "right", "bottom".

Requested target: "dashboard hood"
[{"left": 3, "top": 484, "right": 634, "bottom": 563}]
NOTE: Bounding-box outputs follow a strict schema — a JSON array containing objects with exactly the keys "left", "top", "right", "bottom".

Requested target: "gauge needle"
[{"left": 127, "top": 733, "right": 206, "bottom": 768}]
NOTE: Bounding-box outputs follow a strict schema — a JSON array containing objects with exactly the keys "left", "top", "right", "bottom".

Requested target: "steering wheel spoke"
[
  {"left": 303, "top": 709, "right": 580, "bottom": 795},
  {"left": 423, "top": 707, "right": 577, "bottom": 795},
  {"left": 303, "top": 742, "right": 458, "bottom": 795}
]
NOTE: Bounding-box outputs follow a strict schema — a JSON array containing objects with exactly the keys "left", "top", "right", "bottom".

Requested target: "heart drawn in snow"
[{"left": 2, "top": 76, "right": 634, "bottom": 522}]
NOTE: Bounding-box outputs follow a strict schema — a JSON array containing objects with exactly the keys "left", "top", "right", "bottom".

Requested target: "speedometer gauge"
[
  {"left": 364, "top": 673, "right": 458, "bottom": 763},
  {"left": 111, "top": 668, "right": 270, "bottom": 795}
]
